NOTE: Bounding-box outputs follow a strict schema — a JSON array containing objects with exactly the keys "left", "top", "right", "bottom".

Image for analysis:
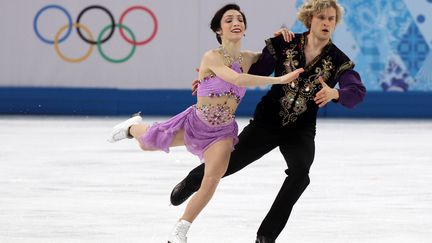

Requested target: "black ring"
[{"left": 76, "top": 5, "right": 115, "bottom": 45}]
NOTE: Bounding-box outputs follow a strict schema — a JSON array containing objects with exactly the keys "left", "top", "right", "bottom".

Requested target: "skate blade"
[{"left": 131, "top": 111, "right": 141, "bottom": 117}]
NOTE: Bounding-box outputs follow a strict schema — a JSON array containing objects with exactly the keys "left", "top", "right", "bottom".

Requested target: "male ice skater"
[{"left": 170, "top": 0, "right": 366, "bottom": 242}]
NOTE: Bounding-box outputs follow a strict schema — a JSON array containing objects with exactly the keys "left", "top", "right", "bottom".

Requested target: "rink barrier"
[{"left": 1, "top": 87, "right": 432, "bottom": 118}]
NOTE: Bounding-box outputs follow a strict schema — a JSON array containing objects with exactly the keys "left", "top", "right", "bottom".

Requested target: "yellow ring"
[{"left": 54, "top": 23, "right": 94, "bottom": 63}]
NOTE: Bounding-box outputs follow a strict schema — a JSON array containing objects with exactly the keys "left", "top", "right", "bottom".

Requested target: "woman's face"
[{"left": 218, "top": 10, "right": 245, "bottom": 42}]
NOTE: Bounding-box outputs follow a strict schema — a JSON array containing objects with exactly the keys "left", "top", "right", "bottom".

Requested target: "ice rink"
[{"left": 1, "top": 116, "right": 431, "bottom": 243}]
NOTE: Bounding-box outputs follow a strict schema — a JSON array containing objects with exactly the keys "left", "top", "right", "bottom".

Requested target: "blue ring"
[{"left": 33, "top": 5, "right": 73, "bottom": 44}]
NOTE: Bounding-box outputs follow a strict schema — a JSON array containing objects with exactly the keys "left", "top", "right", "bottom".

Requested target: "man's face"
[{"left": 310, "top": 7, "right": 337, "bottom": 41}]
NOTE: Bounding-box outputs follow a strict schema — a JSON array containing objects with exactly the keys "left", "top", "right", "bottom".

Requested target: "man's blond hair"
[{"left": 297, "top": 0, "right": 344, "bottom": 29}]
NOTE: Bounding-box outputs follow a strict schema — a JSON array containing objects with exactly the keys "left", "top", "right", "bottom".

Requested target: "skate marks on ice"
[{"left": 0, "top": 116, "right": 431, "bottom": 243}]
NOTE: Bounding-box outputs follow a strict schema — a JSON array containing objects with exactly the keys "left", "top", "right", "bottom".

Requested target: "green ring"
[{"left": 97, "top": 23, "right": 136, "bottom": 63}]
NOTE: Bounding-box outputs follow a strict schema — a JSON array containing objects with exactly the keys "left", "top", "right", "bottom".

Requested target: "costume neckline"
[{"left": 218, "top": 46, "right": 243, "bottom": 66}]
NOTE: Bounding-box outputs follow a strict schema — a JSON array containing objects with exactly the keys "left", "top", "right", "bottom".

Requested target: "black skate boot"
[{"left": 170, "top": 178, "right": 196, "bottom": 206}]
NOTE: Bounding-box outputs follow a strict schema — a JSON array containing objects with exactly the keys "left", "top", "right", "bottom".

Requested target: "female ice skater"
[{"left": 108, "top": 4, "right": 303, "bottom": 243}]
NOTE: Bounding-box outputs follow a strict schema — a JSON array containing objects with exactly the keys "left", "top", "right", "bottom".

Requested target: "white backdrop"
[{"left": 0, "top": 0, "right": 296, "bottom": 89}]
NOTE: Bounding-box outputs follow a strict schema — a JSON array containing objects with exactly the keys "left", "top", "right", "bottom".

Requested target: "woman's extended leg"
[
  {"left": 129, "top": 124, "right": 185, "bottom": 151},
  {"left": 168, "top": 138, "right": 233, "bottom": 242},
  {"left": 181, "top": 138, "right": 232, "bottom": 222}
]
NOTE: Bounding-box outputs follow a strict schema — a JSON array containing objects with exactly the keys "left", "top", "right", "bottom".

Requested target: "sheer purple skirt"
[{"left": 139, "top": 106, "right": 238, "bottom": 161}]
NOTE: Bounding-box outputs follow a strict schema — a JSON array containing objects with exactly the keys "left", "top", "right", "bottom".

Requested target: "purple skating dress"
[{"left": 139, "top": 61, "right": 246, "bottom": 161}]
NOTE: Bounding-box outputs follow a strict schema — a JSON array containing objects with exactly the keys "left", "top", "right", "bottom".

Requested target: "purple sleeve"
[
  {"left": 247, "top": 46, "right": 277, "bottom": 76},
  {"left": 335, "top": 70, "right": 366, "bottom": 108}
]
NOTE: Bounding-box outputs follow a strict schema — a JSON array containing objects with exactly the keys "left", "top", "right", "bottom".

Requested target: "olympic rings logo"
[{"left": 33, "top": 4, "right": 158, "bottom": 63}]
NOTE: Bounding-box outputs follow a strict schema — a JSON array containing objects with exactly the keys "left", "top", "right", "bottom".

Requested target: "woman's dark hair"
[{"left": 210, "top": 3, "right": 247, "bottom": 44}]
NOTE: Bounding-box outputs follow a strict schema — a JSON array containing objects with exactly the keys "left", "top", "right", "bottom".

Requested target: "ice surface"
[{"left": 1, "top": 116, "right": 431, "bottom": 243}]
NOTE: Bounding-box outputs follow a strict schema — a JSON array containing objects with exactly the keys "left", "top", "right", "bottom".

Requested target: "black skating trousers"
[{"left": 184, "top": 120, "right": 316, "bottom": 239}]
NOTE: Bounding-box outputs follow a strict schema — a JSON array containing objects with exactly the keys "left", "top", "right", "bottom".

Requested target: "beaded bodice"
[
  {"left": 195, "top": 61, "right": 245, "bottom": 126},
  {"left": 196, "top": 61, "right": 246, "bottom": 103}
]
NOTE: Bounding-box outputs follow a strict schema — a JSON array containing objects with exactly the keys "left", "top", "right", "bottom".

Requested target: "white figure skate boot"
[
  {"left": 167, "top": 219, "right": 191, "bottom": 243},
  {"left": 107, "top": 113, "right": 142, "bottom": 143}
]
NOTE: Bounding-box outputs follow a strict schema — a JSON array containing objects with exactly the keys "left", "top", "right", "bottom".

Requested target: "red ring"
[{"left": 119, "top": 6, "right": 158, "bottom": 46}]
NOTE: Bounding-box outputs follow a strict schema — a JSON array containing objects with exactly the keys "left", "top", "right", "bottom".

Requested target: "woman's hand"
[
  {"left": 273, "top": 28, "right": 295, "bottom": 42},
  {"left": 192, "top": 68, "right": 200, "bottom": 96},
  {"left": 191, "top": 79, "right": 200, "bottom": 95},
  {"left": 279, "top": 68, "right": 304, "bottom": 84}
]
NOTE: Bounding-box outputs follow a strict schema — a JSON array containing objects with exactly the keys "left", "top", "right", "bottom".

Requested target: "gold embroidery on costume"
[
  {"left": 335, "top": 61, "right": 354, "bottom": 79},
  {"left": 279, "top": 54, "right": 336, "bottom": 125},
  {"left": 265, "top": 39, "right": 278, "bottom": 60},
  {"left": 283, "top": 48, "right": 299, "bottom": 73},
  {"left": 314, "top": 57, "right": 333, "bottom": 81},
  {"left": 279, "top": 80, "right": 299, "bottom": 124}
]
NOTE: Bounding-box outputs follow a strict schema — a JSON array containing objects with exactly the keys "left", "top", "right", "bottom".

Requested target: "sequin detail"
[
  {"left": 199, "top": 75, "right": 242, "bottom": 103},
  {"left": 197, "top": 61, "right": 246, "bottom": 104},
  {"left": 218, "top": 45, "right": 243, "bottom": 67},
  {"left": 194, "top": 104, "right": 235, "bottom": 126}
]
